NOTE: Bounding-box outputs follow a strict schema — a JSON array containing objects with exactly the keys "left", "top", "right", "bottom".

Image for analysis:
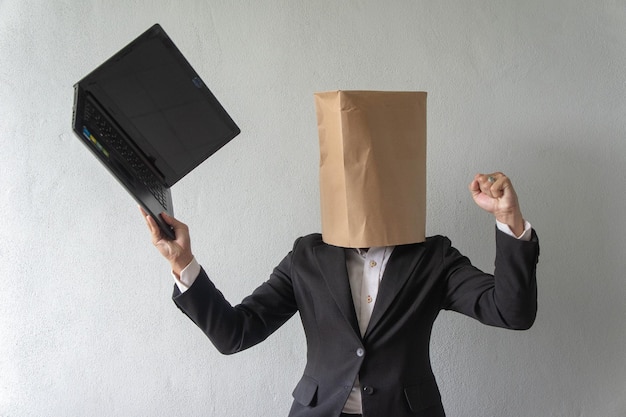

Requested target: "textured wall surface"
[{"left": 1, "top": 1, "right": 625, "bottom": 416}]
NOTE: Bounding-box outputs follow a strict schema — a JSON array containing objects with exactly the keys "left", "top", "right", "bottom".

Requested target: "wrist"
[
  {"left": 495, "top": 210, "right": 525, "bottom": 237},
  {"left": 171, "top": 254, "right": 194, "bottom": 278}
]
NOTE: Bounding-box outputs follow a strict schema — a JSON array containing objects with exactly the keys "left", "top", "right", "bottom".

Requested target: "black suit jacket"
[{"left": 173, "top": 229, "right": 539, "bottom": 417}]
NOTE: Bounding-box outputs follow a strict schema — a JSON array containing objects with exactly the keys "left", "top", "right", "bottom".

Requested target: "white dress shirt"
[
  {"left": 173, "top": 221, "right": 533, "bottom": 414},
  {"left": 342, "top": 245, "right": 395, "bottom": 413}
]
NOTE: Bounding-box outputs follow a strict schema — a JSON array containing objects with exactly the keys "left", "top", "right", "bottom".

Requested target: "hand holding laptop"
[{"left": 140, "top": 207, "right": 194, "bottom": 278}]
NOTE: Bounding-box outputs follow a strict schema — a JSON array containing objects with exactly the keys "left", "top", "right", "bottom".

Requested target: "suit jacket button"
[
  {"left": 362, "top": 386, "right": 374, "bottom": 395},
  {"left": 356, "top": 348, "right": 365, "bottom": 357}
]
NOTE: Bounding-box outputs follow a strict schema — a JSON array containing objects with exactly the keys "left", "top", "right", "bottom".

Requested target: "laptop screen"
[{"left": 81, "top": 24, "right": 240, "bottom": 186}]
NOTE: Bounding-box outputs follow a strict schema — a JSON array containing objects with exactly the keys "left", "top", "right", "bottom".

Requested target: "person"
[{"left": 140, "top": 172, "right": 539, "bottom": 417}]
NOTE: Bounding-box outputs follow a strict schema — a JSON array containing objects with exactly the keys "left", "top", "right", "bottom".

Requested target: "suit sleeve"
[
  {"left": 442, "top": 228, "right": 539, "bottom": 330},
  {"left": 171, "top": 243, "right": 299, "bottom": 354}
]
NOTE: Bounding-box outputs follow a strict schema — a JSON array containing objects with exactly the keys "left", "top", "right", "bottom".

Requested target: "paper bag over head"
[{"left": 314, "top": 90, "right": 427, "bottom": 248}]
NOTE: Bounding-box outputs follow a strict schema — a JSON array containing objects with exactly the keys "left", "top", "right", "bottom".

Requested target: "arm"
[
  {"left": 140, "top": 207, "right": 298, "bottom": 354},
  {"left": 442, "top": 229, "right": 539, "bottom": 330},
  {"left": 172, "top": 253, "right": 298, "bottom": 354},
  {"left": 442, "top": 173, "right": 539, "bottom": 329}
]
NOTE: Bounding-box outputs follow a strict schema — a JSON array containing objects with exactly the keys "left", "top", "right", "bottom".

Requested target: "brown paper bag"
[{"left": 314, "top": 90, "right": 427, "bottom": 248}]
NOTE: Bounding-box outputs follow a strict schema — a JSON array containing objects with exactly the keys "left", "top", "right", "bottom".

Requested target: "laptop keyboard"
[{"left": 82, "top": 100, "right": 169, "bottom": 210}]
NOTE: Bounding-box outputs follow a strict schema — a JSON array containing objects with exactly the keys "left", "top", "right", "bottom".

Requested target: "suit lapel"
[
  {"left": 364, "top": 243, "right": 426, "bottom": 338},
  {"left": 314, "top": 244, "right": 361, "bottom": 338}
]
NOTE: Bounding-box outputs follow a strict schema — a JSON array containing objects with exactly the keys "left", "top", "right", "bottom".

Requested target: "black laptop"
[{"left": 72, "top": 24, "right": 240, "bottom": 239}]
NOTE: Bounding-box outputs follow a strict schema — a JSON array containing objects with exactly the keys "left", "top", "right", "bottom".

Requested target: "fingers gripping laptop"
[{"left": 72, "top": 24, "right": 240, "bottom": 239}]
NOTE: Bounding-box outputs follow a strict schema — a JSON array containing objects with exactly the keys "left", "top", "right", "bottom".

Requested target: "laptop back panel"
[{"left": 72, "top": 24, "right": 240, "bottom": 239}]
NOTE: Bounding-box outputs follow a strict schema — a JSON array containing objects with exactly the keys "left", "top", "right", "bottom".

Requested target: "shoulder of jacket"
[
  {"left": 298, "top": 232, "right": 323, "bottom": 242},
  {"left": 423, "top": 234, "right": 452, "bottom": 247},
  {"left": 292, "top": 233, "right": 323, "bottom": 248},
  {"left": 288, "top": 233, "right": 324, "bottom": 255}
]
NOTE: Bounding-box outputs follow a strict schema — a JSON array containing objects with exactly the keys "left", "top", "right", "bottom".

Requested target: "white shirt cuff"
[
  {"left": 172, "top": 257, "right": 201, "bottom": 293},
  {"left": 496, "top": 220, "right": 532, "bottom": 241}
]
